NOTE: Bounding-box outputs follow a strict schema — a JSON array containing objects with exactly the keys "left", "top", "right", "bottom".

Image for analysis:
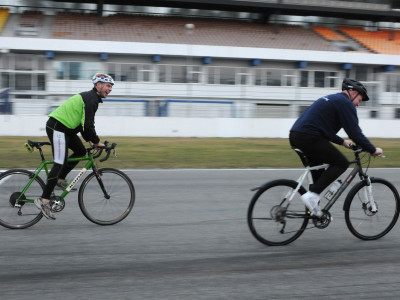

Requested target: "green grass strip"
[{"left": 1, "top": 137, "right": 399, "bottom": 169}]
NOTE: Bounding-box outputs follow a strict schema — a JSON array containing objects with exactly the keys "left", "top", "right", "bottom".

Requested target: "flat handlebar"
[
  {"left": 348, "top": 143, "right": 363, "bottom": 152},
  {"left": 349, "top": 143, "right": 385, "bottom": 158}
]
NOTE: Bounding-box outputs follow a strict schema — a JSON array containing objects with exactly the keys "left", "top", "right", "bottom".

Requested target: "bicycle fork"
[
  {"left": 363, "top": 177, "right": 378, "bottom": 213},
  {"left": 92, "top": 167, "right": 111, "bottom": 199},
  {"left": 62, "top": 165, "right": 110, "bottom": 199}
]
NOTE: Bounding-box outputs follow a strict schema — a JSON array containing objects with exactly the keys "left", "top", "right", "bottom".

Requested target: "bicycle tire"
[
  {"left": 247, "top": 179, "right": 309, "bottom": 246},
  {"left": 78, "top": 168, "right": 135, "bottom": 225},
  {"left": 0, "top": 169, "right": 44, "bottom": 229},
  {"left": 344, "top": 177, "right": 400, "bottom": 240}
]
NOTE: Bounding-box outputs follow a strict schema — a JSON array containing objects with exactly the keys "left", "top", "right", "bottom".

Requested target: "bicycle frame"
[
  {"left": 18, "top": 150, "right": 97, "bottom": 204},
  {"left": 288, "top": 149, "right": 374, "bottom": 214}
]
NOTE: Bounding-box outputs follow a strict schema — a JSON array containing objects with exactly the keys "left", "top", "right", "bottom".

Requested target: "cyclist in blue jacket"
[{"left": 289, "top": 78, "right": 383, "bottom": 217}]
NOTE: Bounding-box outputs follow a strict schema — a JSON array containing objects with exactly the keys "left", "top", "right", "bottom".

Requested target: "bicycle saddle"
[
  {"left": 292, "top": 147, "right": 310, "bottom": 167},
  {"left": 26, "top": 140, "right": 51, "bottom": 148}
]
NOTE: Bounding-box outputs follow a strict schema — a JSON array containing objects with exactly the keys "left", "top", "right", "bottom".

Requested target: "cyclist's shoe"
[
  {"left": 301, "top": 191, "right": 323, "bottom": 217},
  {"left": 34, "top": 198, "right": 56, "bottom": 220},
  {"left": 55, "top": 179, "right": 77, "bottom": 192}
]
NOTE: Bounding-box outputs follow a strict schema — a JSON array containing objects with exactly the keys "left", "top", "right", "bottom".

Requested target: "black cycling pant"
[
  {"left": 289, "top": 131, "right": 349, "bottom": 194},
  {"left": 41, "top": 118, "right": 86, "bottom": 199}
]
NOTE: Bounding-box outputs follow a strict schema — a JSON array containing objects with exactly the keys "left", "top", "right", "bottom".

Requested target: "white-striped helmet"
[{"left": 92, "top": 73, "right": 114, "bottom": 85}]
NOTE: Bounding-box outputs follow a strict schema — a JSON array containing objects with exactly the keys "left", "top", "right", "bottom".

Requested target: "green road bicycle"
[
  {"left": 247, "top": 145, "right": 400, "bottom": 246},
  {"left": 0, "top": 139, "right": 135, "bottom": 229}
]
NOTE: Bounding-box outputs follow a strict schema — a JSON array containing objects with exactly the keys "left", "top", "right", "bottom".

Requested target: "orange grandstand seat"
[
  {"left": 311, "top": 26, "right": 347, "bottom": 42},
  {"left": 0, "top": 7, "right": 10, "bottom": 33},
  {"left": 339, "top": 26, "right": 400, "bottom": 55}
]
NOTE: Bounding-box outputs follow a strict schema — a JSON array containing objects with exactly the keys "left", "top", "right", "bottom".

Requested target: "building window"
[
  {"left": 300, "top": 71, "right": 309, "bottom": 87},
  {"left": 220, "top": 67, "right": 235, "bottom": 85},
  {"left": 187, "top": 65, "right": 201, "bottom": 83},
  {"left": 171, "top": 65, "right": 185, "bottom": 83},
  {"left": 314, "top": 71, "right": 339, "bottom": 88},
  {"left": 158, "top": 65, "right": 167, "bottom": 83},
  {"left": 314, "top": 71, "right": 325, "bottom": 88},
  {"left": 37, "top": 74, "right": 46, "bottom": 91},
  {"left": 266, "top": 69, "right": 281, "bottom": 86},
  {"left": 15, "top": 74, "right": 32, "bottom": 90},
  {"left": 54, "top": 62, "right": 101, "bottom": 80},
  {"left": 1, "top": 72, "right": 9, "bottom": 89},
  {"left": 120, "top": 64, "right": 138, "bottom": 82},
  {"left": 283, "top": 70, "right": 295, "bottom": 86},
  {"left": 15, "top": 54, "right": 33, "bottom": 71},
  {"left": 326, "top": 72, "right": 337, "bottom": 88},
  {"left": 254, "top": 69, "right": 268, "bottom": 86},
  {"left": 207, "top": 67, "right": 218, "bottom": 84},
  {"left": 139, "top": 64, "right": 153, "bottom": 82},
  {"left": 355, "top": 66, "right": 368, "bottom": 81},
  {"left": 386, "top": 74, "right": 400, "bottom": 92}
]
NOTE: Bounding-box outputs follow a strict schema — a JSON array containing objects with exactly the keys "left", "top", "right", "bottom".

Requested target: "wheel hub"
[
  {"left": 270, "top": 205, "right": 286, "bottom": 221},
  {"left": 9, "top": 192, "right": 26, "bottom": 207},
  {"left": 364, "top": 202, "right": 378, "bottom": 216}
]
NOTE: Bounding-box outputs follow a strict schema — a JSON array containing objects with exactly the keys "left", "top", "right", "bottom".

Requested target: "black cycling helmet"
[{"left": 342, "top": 78, "right": 369, "bottom": 101}]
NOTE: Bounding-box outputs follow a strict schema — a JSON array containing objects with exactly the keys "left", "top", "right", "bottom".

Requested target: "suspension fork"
[
  {"left": 355, "top": 161, "right": 378, "bottom": 212},
  {"left": 362, "top": 176, "right": 378, "bottom": 212}
]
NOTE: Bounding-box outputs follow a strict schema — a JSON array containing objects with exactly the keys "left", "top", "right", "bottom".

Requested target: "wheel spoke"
[
  {"left": 345, "top": 178, "right": 399, "bottom": 240},
  {"left": 78, "top": 168, "right": 135, "bottom": 225},
  {"left": 247, "top": 179, "right": 308, "bottom": 246},
  {"left": 0, "top": 170, "right": 44, "bottom": 229}
]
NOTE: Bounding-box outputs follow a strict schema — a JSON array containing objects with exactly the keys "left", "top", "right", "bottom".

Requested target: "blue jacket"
[{"left": 290, "top": 92, "right": 376, "bottom": 154}]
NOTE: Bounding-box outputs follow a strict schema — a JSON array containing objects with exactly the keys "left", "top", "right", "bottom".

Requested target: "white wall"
[
  {"left": 1, "top": 115, "right": 400, "bottom": 138},
  {"left": 2, "top": 37, "right": 400, "bottom": 66}
]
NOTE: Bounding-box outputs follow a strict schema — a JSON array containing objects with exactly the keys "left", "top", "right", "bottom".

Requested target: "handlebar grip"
[{"left": 349, "top": 143, "right": 360, "bottom": 151}]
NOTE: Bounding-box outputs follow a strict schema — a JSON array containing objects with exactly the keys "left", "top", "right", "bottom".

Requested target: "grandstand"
[
  {"left": 49, "top": 13, "right": 336, "bottom": 51},
  {"left": 0, "top": 0, "right": 400, "bottom": 124}
]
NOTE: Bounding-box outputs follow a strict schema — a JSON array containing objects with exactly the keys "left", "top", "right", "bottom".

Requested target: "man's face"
[
  {"left": 96, "top": 82, "right": 113, "bottom": 98},
  {"left": 352, "top": 93, "right": 363, "bottom": 107}
]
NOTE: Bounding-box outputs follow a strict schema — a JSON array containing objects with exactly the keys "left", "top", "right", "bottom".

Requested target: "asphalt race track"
[{"left": 1, "top": 168, "right": 400, "bottom": 299}]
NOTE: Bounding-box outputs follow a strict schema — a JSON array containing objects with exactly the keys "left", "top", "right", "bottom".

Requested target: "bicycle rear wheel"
[
  {"left": 247, "top": 179, "right": 309, "bottom": 246},
  {"left": 0, "top": 169, "right": 44, "bottom": 229},
  {"left": 78, "top": 168, "right": 135, "bottom": 225},
  {"left": 344, "top": 177, "right": 400, "bottom": 240}
]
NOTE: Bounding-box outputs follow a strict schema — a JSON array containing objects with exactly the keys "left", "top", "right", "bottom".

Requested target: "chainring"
[
  {"left": 312, "top": 210, "right": 331, "bottom": 229},
  {"left": 50, "top": 196, "right": 66, "bottom": 213}
]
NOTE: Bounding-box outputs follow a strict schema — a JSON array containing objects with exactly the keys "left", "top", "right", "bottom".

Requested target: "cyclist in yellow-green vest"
[{"left": 34, "top": 73, "right": 114, "bottom": 220}]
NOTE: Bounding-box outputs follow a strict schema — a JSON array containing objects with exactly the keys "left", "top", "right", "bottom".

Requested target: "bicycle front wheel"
[
  {"left": 0, "top": 169, "right": 44, "bottom": 229},
  {"left": 247, "top": 179, "right": 309, "bottom": 246},
  {"left": 78, "top": 168, "right": 135, "bottom": 225},
  {"left": 344, "top": 177, "right": 400, "bottom": 240}
]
